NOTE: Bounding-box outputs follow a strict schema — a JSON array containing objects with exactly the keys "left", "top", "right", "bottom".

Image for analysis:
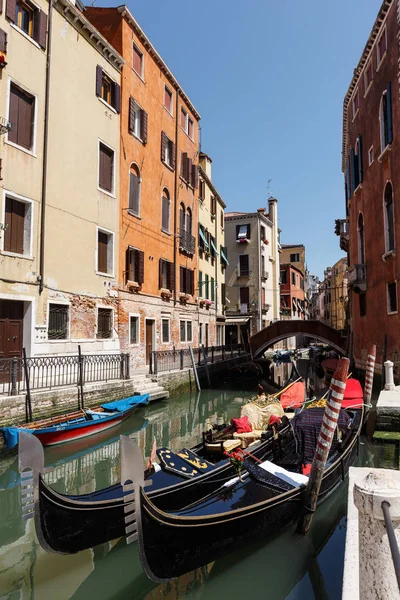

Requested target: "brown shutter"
[
  {"left": 99, "top": 144, "right": 113, "bottom": 192},
  {"left": 96, "top": 65, "right": 103, "bottom": 97},
  {"left": 4, "top": 198, "right": 12, "bottom": 252},
  {"left": 17, "top": 89, "right": 34, "bottom": 151},
  {"left": 192, "top": 164, "right": 198, "bottom": 189},
  {"left": 125, "top": 248, "right": 132, "bottom": 282},
  {"left": 8, "top": 84, "right": 18, "bottom": 145},
  {"left": 221, "top": 283, "right": 226, "bottom": 305},
  {"left": 171, "top": 141, "right": 176, "bottom": 171},
  {"left": 141, "top": 110, "right": 148, "bottom": 144},
  {"left": 37, "top": 10, "right": 47, "bottom": 49},
  {"left": 0, "top": 29, "right": 7, "bottom": 52},
  {"left": 158, "top": 259, "right": 163, "bottom": 289},
  {"left": 181, "top": 152, "right": 187, "bottom": 179},
  {"left": 113, "top": 82, "right": 121, "bottom": 113},
  {"left": 97, "top": 231, "right": 108, "bottom": 273},
  {"left": 180, "top": 266, "right": 184, "bottom": 292},
  {"left": 167, "top": 262, "right": 174, "bottom": 292},
  {"left": 161, "top": 131, "right": 166, "bottom": 162},
  {"left": 137, "top": 250, "right": 145, "bottom": 285},
  {"left": 190, "top": 270, "right": 194, "bottom": 295},
  {"left": 129, "top": 172, "right": 139, "bottom": 213},
  {"left": 0, "top": 0, "right": 3, "bottom": 15},
  {"left": 129, "top": 97, "right": 135, "bottom": 133},
  {"left": 187, "top": 158, "right": 192, "bottom": 185},
  {"left": 13, "top": 200, "right": 24, "bottom": 254},
  {"left": 6, "top": 0, "right": 16, "bottom": 22},
  {"left": 185, "top": 269, "right": 190, "bottom": 295},
  {"left": 162, "top": 194, "right": 169, "bottom": 231}
]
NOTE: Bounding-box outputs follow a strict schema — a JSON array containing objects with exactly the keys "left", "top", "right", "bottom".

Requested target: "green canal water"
[{"left": 0, "top": 381, "right": 391, "bottom": 600}]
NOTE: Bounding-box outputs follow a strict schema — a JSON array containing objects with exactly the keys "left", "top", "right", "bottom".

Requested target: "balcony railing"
[
  {"left": 348, "top": 264, "right": 366, "bottom": 292},
  {"left": 335, "top": 219, "right": 349, "bottom": 252},
  {"left": 179, "top": 230, "right": 195, "bottom": 255},
  {"left": 238, "top": 269, "right": 250, "bottom": 277}
]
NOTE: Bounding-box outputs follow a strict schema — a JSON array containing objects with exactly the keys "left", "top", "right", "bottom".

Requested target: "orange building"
[{"left": 86, "top": 6, "right": 200, "bottom": 367}]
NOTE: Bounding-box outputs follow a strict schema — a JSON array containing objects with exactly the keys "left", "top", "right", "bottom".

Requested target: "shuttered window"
[
  {"left": 129, "top": 165, "right": 140, "bottom": 215},
  {"left": 8, "top": 83, "right": 35, "bottom": 151},
  {"left": 95, "top": 65, "right": 120, "bottom": 113},
  {"left": 130, "top": 316, "right": 139, "bottom": 344},
  {"left": 4, "top": 197, "right": 25, "bottom": 254},
  {"left": 0, "top": 29, "right": 8, "bottom": 52},
  {"left": 239, "top": 255, "right": 249, "bottom": 277},
  {"left": 159, "top": 259, "right": 173, "bottom": 291},
  {"left": 180, "top": 108, "right": 187, "bottom": 130},
  {"left": 161, "top": 190, "right": 170, "bottom": 232},
  {"left": 97, "top": 308, "right": 113, "bottom": 339},
  {"left": 210, "top": 196, "right": 216, "bottom": 216},
  {"left": 205, "top": 274, "right": 209, "bottom": 299},
  {"left": 380, "top": 83, "right": 393, "bottom": 152},
  {"left": 126, "top": 247, "right": 144, "bottom": 285},
  {"left": 48, "top": 304, "right": 69, "bottom": 340},
  {"left": 179, "top": 267, "right": 194, "bottom": 295},
  {"left": 164, "top": 86, "right": 173, "bottom": 114},
  {"left": 129, "top": 97, "right": 147, "bottom": 144},
  {"left": 99, "top": 143, "right": 114, "bottom": 193},
  {"left": 133, "top": 43, "right": 143, "bottom": 77},
  {"left": 161, "top": 131, "right": 175, "bottom": 169},
  {"left": 7, "top": 0, "right": 47, "bottom": 48}
]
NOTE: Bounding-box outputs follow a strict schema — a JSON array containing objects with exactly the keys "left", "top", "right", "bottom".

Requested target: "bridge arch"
[{"left": 249, "top": 320, "right": 348, "bottom": 358}]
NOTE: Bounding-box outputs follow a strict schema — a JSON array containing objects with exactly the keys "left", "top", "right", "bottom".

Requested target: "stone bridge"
[{"left": 249, "top": 320, "right": 348, "bottom": 358}]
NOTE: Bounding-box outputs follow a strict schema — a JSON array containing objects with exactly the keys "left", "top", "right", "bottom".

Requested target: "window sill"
[
  {"left": 1, "top": 250, "right": 34, "bottom": 260},
  {"left": 5, "top": 139, "right": 37, "bottom": 158},
  {"left": 161, "top": 228, "right": 171, "bottom": 236},
  {"left": 130, "top": 131, "right": 144, "bottom": 145},
  {"left": 97, "top": 186, "right": 116, "bottom": 199},
  {"left": 388, "top": 311, "right": 398, "bottom": 316},
  {"left": 132, "top": 68, "right": 145, "bottom": 84},
  {"left": 376, "top": 52, "right": 387, "bottom": 73},
  {"left": 164, "top": 106, "right": 173, "bottom": 118},
  {"left": 354, "top": 183, "right": 362, "bottom": 194},
  {"left": 363, "top": 81, "right": 373, "bottom": 98},
  {"left": 378, "top": 145, "right": 391, "bottom": 163},
  {"left": 180, "top": 126, "right": 194, "bottom": 142},
  {"left": 162, "top": 160, "right": 174, "bottom": 172},
  {"left": 95, "top": 270, "right": 115, "bottom": 278},
  {"left": 127, "top": 210, "right": 141, "bottom": 220},
  {"left": 98, "top": 96, "right": 117, "bottom": 114},
  {"left": 129, "top": 342, "right": 140, "bottom": 347},
  {"left": 382, "top": 249, "right": 396, "bottom": 261},
  {"left": 10, "top": 23, "right": 42, "bottom": 50}
]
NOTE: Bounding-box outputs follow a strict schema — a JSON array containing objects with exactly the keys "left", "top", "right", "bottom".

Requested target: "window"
[
  {"left": 377, "top": 28, "right": 387, "bottom": 67},
  {"left": 221, "top": 210, "right": 224, "bottom": 229},
  {"left": 236, "top": 224, "right": 250, "bottom": 242},
  {"left": 384, "top": 182, "right": 395, "bottom": 253},
  {"left": 205, "top": 273, "right": 209, "bottom": 299},
  {"left": 48, "top": 304, "right": 69, "bottom": 340},
  {"left": 198, "top": 270, "right": 203, "bottom": 297},
  {"left": 239, "top": 254, "right": 250, "bottom": 277},
  {"left": 96, "top": 66, "right": 120, "bottom": 112},
  {"left": 380, "top": 85, "right": 393, "bottom": 152},
  {"left": 368, "top": 146, "right": 374, "bottom": 166},
  {"left": 280, "top": 270, "right": 287, "bottom": 284},
  {"left": 180, "top": 320, "right": 192, "bottom": 342},
  {"left": 210, "top": 196, "right": 216, "bottom": 216},
  {"left": 128, "top": 97, "right": 148, "bottom": 144},
  {"left": 352, "top": 88, "right": 360, "bottom": 119},
  {"left": 359, "top": 293, "right": 367, "bottom": 317},
  {"left": 186, "top": 208, "right": 192, "bottom": 236},
  {"left": 180, "top": 152, "right": 198, "bottom": 187},
  {"left": 180, "top": 108, "right": 187, "bottom": 131},
  {"left": 133, "top": 43, "right": 143, "bottom": 77},
  {"left": 129, "top": 315, "right": 139, "bottom": 344},
  {"left": 261, "top": 254, "right": 265, "bottom": 276},
  {"left": 199, "top": 179, "right": 205, "bottom": 201},
  {"left": 179, "top": 202, "right": 185, "bottom": 233},
  {"left": 290, "top": 253, "right": 300, "bottom": 262},
  {"left": 159, "top": 258, "right": 173, "bottom": 290},
  {"left": 352, "top": 135, "right": 363, "bottom": 189},
  {"left": 9, "top": 1, "right": 47, "bottom": 48},
  {"left": 164, "top": 86, "right": 173, "bottom": 114},
  {"left": 161, "top": 188, "right": 170, "bottom": 233},
  {"left": 3, "top": 196, "right": 32, "bottom": 256},
  {"left": 161, "top": 318, "right": 170, "bottom": 343},
  {"left": 240, "top": 287, "right": 249, "bottom": 312},
  {"left": 125, "top": 247, "right": 144, "bottom": 284},
  {"left": 291, "top": 272, "right": 296, "bottom": 286},
  {"left": 261, "top": 225, "right": 266, "bottom": 240},
  {"left": 358, "top": 212, "right": 365, "bottom": 264},
  {"left": 161, "top": 132, "right": 175, "bottom": 169},
  {"left": 8, "top": 83, "right": 35, "bottom": 151},
  {"left": 364, "top": 60, "right": 373, "bottom": 93},
  {"left": 188, "top": 117, "right": 194, "bottom": 140},
  {"left": 129, "top": 163, "right": 141, "bottom": 216},
  {"left": 179, "top": 267, "right": 194, "bottom": 295},
  {"left": 211, "top": 277, "right": 215, "bottom": 302},
  {"left": 97, "top": 229, "right": 114, "bottom": 275},
  {"left": 98, "top": 142, "right": 114, "bottom": 193},
  {"left": 388, "top": 282, "right": 397, "bottom": 314},
  {"left": 97, "top": 308, "right": 113, "bottom": 339}
]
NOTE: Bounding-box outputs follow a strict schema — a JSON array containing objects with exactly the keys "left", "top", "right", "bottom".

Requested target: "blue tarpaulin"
[{"left": 101, "top": 394, "right": 149, "bottom": 412}]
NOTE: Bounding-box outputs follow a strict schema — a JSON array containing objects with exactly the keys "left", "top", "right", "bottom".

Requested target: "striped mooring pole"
[
  {"left": 363, "top": 344, "right": 376, "bottom": 405},
  {"left": 297, "top": 357, "right": 350, "bottom": 534}
]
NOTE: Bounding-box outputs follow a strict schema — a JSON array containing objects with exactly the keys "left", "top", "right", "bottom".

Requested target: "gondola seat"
[
  {"left": 202, "top": 431, "right": 241, "bottom": 457},
  {"left": 232, "top": 430, "right": 264, "bottom": 448}
]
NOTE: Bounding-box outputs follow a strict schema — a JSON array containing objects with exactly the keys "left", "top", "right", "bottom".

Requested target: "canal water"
[{"left": 0, "top": 367, "right": 391, "bottom": 600}]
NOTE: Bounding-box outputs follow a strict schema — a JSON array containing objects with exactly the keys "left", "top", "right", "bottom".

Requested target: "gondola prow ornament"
[{"left": 297, "top": 357, "right": 350, "bottom": 534}]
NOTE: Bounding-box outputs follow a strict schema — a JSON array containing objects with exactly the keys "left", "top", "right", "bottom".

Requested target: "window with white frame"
[
  {"left": 164, "top": 86, "right": 173, "bottom": 114},
  {"left": 97, "top": 307, "right": 113, "bottom": 339},
  {"left": 387, "top": 281, "right": 397, "bottom": 314},
  {"left": 48, "top": 304, "right": 69, "bottom": 340},
  {"left": 180, "top": 320, "right": 192, "bottom": 342},
  {"left": 352, "top": 88, "right": 360, "bottom": 119},
  {"left": 368, "top": 146, "right": 374, "bottom": 166},
  {"left": 161, "top": 318, "right": 170, "bottom": 343},
  {"left": 97, "top": 228, "right": 114, "bottom": 275},
  {"left": 379, "top": 86, "right": 393, "bottom": 152},
  {"left": 133, "top": 43, "right": 143, "bottom": 77},
  {"left": 129, "top": 97, "right": 147, "bottom": 142},
  {"left": 9, "top": 82, "right": 36, "bottom": 152},
  {"left": 98, "top": 142, "right": 115, "bottom": 194},
  {"left": 129, "top": 163, "right": 141, "bottom": 216},
  {"left": 161, "top": 189, "right": 170, "bottom": 233},
  {"left": 129, "top": 315, "right": 139, "bottom": 344},
  {"left": 3, "top": 194, "right": 33, "bottom": 256},
  {"left": 384, "top": 182, "right": 395, "bottom": 253},
  {"left": 377, "top": 27, "right": 387, "bottom": 67}
]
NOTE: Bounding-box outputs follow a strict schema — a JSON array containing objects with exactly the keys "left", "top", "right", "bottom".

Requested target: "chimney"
[
  {"left": 257, "top": 207, "right": 266, "bottom": 214},
  {"left": 268, "top": 197, "right": 277, "bottom": 224}
]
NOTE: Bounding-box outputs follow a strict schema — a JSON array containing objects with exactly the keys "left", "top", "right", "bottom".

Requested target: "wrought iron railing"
[
  {"left": 0, "top": 352, "right": 130, "bottom": 396},
  {"left": 149, "top": 344, "right": 245, "bottom": 375}
]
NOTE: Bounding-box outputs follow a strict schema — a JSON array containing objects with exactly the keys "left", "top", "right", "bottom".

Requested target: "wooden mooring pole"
[
  {"left": 78, "top": 345, "right": 85, "bottom": 410},
  {"left": 297, "top": 357, "right": 349, "bottom": 534},
  {"left": 363, "top": 344, "right": 376, "bottom": 405},
  {"left": 22, "top": 348, "right": 33, "bottom": 423}
]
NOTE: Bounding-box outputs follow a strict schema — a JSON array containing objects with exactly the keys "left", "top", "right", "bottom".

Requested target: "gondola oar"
[{"left": 297, "top": 357, "right": 350, "bottom": 534}]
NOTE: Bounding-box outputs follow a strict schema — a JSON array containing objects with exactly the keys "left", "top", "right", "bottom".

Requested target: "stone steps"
[{"left": 132, "top": 376, "right": 169, "bottom": 402}]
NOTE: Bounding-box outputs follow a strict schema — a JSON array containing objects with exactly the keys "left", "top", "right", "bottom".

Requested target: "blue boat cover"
[
  {"left": 101, "top": 394, "right": 149, "bottom": 413},
  {"left": 1, "top": 427, "right": 27, "bottom": 450}
]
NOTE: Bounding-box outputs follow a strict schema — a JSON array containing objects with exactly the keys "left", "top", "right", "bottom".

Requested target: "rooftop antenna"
[{"left": 267, "top": 179, "right": 273, "bottom": 199}]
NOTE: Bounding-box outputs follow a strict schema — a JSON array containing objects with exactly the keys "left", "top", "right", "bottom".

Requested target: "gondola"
[
  {"left": 135, "top": 404, "right": 363, "bottom": 581},
  {"left": 1, "top": 394, "right": 149, "bottom": 450}
]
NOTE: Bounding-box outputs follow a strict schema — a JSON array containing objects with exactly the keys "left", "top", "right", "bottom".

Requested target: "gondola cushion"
[{"left": 231, "top": 416, "right": 252, "bottom": 433}]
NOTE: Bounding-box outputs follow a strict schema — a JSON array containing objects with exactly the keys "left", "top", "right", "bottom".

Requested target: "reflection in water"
[{"left": 0, "top": 364, "right": 385, "bottom": 600}]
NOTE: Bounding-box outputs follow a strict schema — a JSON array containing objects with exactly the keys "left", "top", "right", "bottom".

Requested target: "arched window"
[
  {"left": 161, "top": 188, "right": 170, "bottom": 233},
  {"left": 179, "top": 202, "right": 185, "bottom": 233},
  {"left": 186, "top": 208, "right": 192, "bottom": 236},
  {"left": 129, "top": 164, "right": 141, "bottom": 216},
  {"left": 379, "top": 85, "right": 392, "bottom": 153},
  {"left": 357, "top": 212, "right": 365, "bottom": 265},
  {"left": 384, "top": 182, "right": 395, "bottom": 252}
]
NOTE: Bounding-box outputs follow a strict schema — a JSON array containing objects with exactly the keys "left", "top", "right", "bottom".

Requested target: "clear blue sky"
[{"left": 96, "top": 0, "right": 382, "bottom": 278}]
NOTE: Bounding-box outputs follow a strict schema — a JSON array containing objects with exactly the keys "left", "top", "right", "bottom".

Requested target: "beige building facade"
[
  {"left": 197, "top": 152, "right": 226, "bottom": 346},
  {"left": 0, "top": 0, "right": 123, "bottom": 361}
]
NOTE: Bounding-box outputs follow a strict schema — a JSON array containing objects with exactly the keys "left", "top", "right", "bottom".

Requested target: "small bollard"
[
  {"left": 384, "top": 360, "right": 395, "bottom": 391},
  {"left": 11, "top": 357, "right": 18, "bottom": 396},
  {"left": 354, "top": 471, "right": 400, "bottom": 599}
]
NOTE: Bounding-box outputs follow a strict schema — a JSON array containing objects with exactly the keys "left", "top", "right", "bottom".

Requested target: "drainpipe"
[
  {"left": 173, "top": 89, "right": 179, "bottom": 306},
  {"left": 257, "top": 214, "right": 262, "bottom": 332},
  {"left": 38, "top": 0, "right": 53, "bottom": 294}
]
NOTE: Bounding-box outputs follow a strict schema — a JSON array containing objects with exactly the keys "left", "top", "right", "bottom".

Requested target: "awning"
[
  {"left": 221, "top": 248, "right": 229, "bottom": 265},
  {"left": 198, "top": 227, "right": 209, "bottom": 249},
  {"left": 225, "top": 316, "right": 250, "bottom": 324},
  {"left": 210, "top": 239, "right": 219, "bottom": 256}
]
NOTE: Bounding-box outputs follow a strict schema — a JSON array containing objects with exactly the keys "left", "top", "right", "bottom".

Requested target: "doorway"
[
  {"left": 0, "top": 300, "right": 24, "bottom": 383},
  {"left": 145, "top": 319, "right": 155, "bottom": 365}
]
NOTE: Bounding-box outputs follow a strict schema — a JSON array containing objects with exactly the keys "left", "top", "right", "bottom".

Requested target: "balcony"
[
  {"left": 238, "top": 269, "right": 250, "bottom": 278},
  {"left": 261, "top": 304, "right": 270, "bottom": 314},
  {"left": 179, "top": 230, "right": 195, "bottom": 255},
  {"left": 347, "top": 264, "right": 366, "bottom": 293},
  {"left": 261, "top": 272, "right": 269, "bottom": 281},
  {"left": 335, "top": 219, "right": 349, "bottom": 252}
]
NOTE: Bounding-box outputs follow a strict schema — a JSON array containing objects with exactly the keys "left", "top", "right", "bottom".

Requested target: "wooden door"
[
  {"left": 0, "top": 300, "right": 24, "bottom": 384},
  {"left": 145, "top": 320, "right": 154, "bottom": 365}
]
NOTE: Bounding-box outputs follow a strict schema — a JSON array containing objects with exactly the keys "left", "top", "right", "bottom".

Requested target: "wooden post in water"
[
  {"left": 297, "top": 357, "right": 349, "bottom": 534},
  {"left": 201, "top": 344, "right": 211, "bottom": 387},
  {"left": 363, "top": 344, "right": 376, "bottom": 405},
  {"left": 78, "top": 345, "right": 85, "bottom": 410},
  {"left": 189, "top": 346, "right": 201, "bottom": 392},
  {"left": 22, "top": 348, "right": 33, "bottom": 423}
]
